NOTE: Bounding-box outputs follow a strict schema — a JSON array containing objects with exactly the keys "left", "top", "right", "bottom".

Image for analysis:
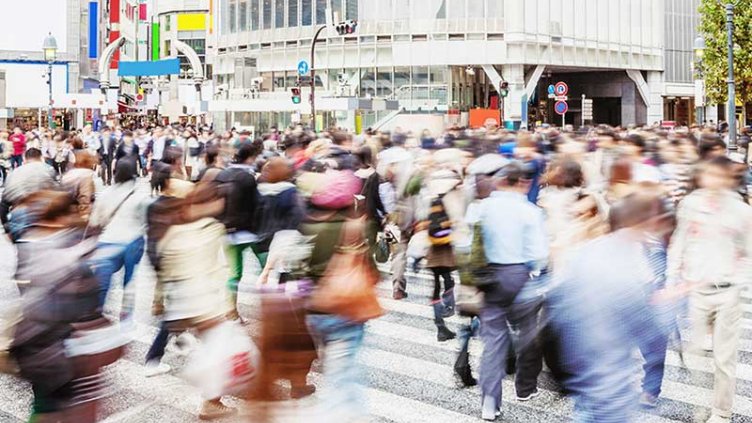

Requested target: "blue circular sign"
[
  {"left": 297, "top": 60, "right": 310, "bottom": 76},
  {"left": 554, "top": 100, "right": 568, "bottom": 115},
  {"left": 547, "top": 85, "right": 555, "bottom": 95}
]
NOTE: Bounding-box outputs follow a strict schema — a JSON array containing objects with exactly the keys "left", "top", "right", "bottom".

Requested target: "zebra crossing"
[{"left": 2, "top": 237, "right": 752, "bottom": 422}]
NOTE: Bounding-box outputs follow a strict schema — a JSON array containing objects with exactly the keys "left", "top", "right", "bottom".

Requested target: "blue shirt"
[{"left": 476, "top": 190, "right": 548, "bottom": 268}]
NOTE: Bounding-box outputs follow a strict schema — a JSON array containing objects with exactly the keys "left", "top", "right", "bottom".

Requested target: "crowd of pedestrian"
[{"left": 1, "top": 118, "right": 750, "bottom": 423}]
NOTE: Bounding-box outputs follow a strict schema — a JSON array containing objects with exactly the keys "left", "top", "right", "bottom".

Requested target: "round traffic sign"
[
  {"left": 297, "top": 60, "right": 310, "bottom": 76},
  {"left": 547, "top": 85, "right": 555, "bottom": 95},
  {"left": 554, "top": 82, "right": 569, "bottom": 96},
  {"left": 554, "top": 100, "right": 568, "bottom": 115}
]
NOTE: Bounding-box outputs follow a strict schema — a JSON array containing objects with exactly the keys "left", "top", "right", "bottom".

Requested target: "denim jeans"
[
  {"left": 9, "top": 155, "right": 22, "bottom": 169},
  {"left": 92, "top": 237, "right": 145, "bottom": 316},
  {"left": 306, "top": 314, "right": 366, "bottom": 421},
  {"left": 639, "top": 326, "right": 669, "bottom": 397},
  {"left": 146, "top": 321, "right": 170, "bottom": 363}
]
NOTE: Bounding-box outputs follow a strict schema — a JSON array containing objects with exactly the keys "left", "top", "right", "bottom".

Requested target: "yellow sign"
[{"left": 177, "top": 13, "right": 206, "bottom": 31}]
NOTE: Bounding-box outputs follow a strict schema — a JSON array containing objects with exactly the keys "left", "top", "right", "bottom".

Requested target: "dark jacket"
[
  {"left": 11, "top": 227, "right": 100, "bottom": 397},
  {"left": 255, "top": 182, "right": 304, "bottom": 248},
  {"left": 216, "top": 164, "right": 259, "bottom": 233}
]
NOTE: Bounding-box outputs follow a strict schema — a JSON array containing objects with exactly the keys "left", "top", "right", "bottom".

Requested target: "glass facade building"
[{"left": 211, "top": 0, "right": 672, "bottom": 130}]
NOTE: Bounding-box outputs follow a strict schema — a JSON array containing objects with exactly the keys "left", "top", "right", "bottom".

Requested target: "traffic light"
[
  {"left": 500, "top": 81, "right": 509, "bottom": 98},
  {"left": 290, "top": 87, "right": 301, "bottom": 104},
  {"left": 335, "top": 20, "right": 358, "bottom": 36}
]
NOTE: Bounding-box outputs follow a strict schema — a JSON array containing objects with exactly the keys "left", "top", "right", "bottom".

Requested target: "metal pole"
[
  {"left": 48, "top": 64, "right": 53, "bottom": 129},
  {"left": 726, "top": 3, "right": 737, "bottom": 150},
  {"left": 581, "top": 94, "right": 585, "bottom": 128},
  {"left": 562, "top": 111, "right": 565, "bottom": 128},
  {"left": 309, "top": 25, "right": 327, "bottom": 132}
]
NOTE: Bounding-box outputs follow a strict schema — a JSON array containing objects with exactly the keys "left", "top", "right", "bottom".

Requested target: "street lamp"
[
  {"left": 42, "top": 32, "right": 57, "bottom": 129},
  {"left": 724, "top": 2, "right": 737, "bottom": 150},
  {"left": 694, "top": 36, "right": 706, "bottom": 126}
]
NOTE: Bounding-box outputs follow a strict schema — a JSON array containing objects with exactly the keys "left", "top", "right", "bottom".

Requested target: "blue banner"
[
  {"left": 88, "top": 2, "right": 98, "bottom": 59},
  {"left": 117, "top": 58, "right": 181, "bottom": 77}
]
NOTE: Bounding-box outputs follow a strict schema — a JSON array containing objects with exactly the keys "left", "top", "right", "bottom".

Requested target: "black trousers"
[{"left": 100, "top": 154, "right": 112, "bottom": 185}]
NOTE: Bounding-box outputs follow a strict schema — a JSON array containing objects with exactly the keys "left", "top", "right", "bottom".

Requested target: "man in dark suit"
[{"left": 99, "top": 128, "right": 117, "bottom": 185}]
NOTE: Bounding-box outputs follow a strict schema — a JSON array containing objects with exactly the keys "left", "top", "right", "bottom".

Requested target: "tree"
[{"left": 698, "top": 0, "right": 752, "bottom": 108}]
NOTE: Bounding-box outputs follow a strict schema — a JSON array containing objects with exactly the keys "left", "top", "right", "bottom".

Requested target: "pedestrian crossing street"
[{"left": 2, "top": 240, "right": 752, "bottom": 422}]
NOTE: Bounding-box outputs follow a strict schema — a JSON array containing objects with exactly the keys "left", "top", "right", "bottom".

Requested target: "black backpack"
[{"left": 428, "top": 195, "right": 452, "bottom": 245}]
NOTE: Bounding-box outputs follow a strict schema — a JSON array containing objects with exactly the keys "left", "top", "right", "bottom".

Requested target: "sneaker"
[
  {"left": 174, "top": 332, "right": 198, "bottom": 356},
  {"left": 393, "top": 290, "right": 408, "bottom": 300},
  {"left": 199, "top": 400, "right": 237, "bottom": 421},
  {"left": 516, "top": 390, "right": 540, "bottom": 402},
  {"left": 640, "top": 392, "right": 658, "bottom": 408},
  {"left": 481, "top": 395, "right": 500, "bottom": 421},
  {"left": 144, "top": 361, "right": 171, "bottom": 377}
]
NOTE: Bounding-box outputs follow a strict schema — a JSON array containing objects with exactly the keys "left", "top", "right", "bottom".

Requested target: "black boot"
[
  {"left": 433, "top": 303, "right": 456, "bottom": 342},
  {"left": 454, "top": 349, "right": 477, "bottom": 387}
]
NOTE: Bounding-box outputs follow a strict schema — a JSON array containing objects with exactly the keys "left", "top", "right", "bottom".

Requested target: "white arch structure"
[{"left": 98, "top": 37, "right": 205, "bottom": 94}]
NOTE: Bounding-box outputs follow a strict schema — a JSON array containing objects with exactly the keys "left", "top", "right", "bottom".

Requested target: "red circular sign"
[
  {"left": 554, "top": 100, "right": 569, "bottom": 115},
  {"left": 554, "top": 82, "right": 569, "bottom": 96}
]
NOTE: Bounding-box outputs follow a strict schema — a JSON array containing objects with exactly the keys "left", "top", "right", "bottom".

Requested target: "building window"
[
  {"left": 394, "top": 66, "right": 411, "bottom": 100},
  {"left": 376, "top": 67, "right": 393, "bottom": 98},
  {"left": 412, "top": 66, "right": 429, "bottom": 85},
  {"left": 467, "top": 0, "right": 483, "bottom": 18},
  {"left": 229, "top": 0, "right": 238, "bottom": 32},
  {"left": 486, "top": 0, "right": 502, "bottom": 18},
  {"left": 360, "top": 67, "right": 375, "bottom": 97},
  {"left": 315, "top": 0, "right": 326, "bottom": 24},
  {"left": 345, "top": 0, "right": 357, "bottom": 20},
  {"left": 302, "top": 0, "right": 312, "bottom": 25},
  {"left": 164, "top": 15, "right": 171, "bottom": 31},
  {"left": 164, "top": 39, "right": 171, "bottom": 56},
  {"left": 448, "top": 0, "right": 465, "bottom": 18},
  {"left": 252, "top": 0, "right": 260, "bottom": 30},
  {"left": 394, "top": 0, "right": 409, "bottom": 21},
  {"left": 263, "top": 0, "right": 272, "bottom": 29},
  {"left": 331, "top": 0, "right": 342, "bottom": 21},
  {"left": 288, "top": 0, "right": 298, "bottom": 26},
  {"left": 239, "top": 1, "right": 248, "bottom": 30},
  {"left": 275, "top": 0, "right": 284, "bottom": 27}
]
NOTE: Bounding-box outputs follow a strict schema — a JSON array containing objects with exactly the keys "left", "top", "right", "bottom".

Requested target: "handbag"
[{"left": 309, "top": 216, "right": 384, "bottom": 323}]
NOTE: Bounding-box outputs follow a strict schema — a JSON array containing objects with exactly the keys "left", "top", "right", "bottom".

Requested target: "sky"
[{"left": 0, "top": 0, "right": 68, "bottom": 53}]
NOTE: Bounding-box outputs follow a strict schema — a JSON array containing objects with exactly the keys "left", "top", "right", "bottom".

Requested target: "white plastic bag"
[
  {"left": 406, "top": 230, "right": 430, "bottom": 260},
  {"left": 182, "top": 320, "right": 260, "bottom": 399}
]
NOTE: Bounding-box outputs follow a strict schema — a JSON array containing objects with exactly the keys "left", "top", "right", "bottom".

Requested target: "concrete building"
[{"left": 207, "top": 0, "right": 683, "bottom": 133}]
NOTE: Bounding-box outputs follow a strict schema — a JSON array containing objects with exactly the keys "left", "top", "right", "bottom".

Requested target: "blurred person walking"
[
  {"left": 216, "top": 140, "right": 265, "bottom": 319},
  {"left": 0, "top": 130, "right": 11, "bottom": 185},
  {"left": 0, "top": 148, "right": 57, "bottom": 238},
  {"left": 667, "top": 156, "right": 752, "bottom": 423},
  {"left": 9, "top": 127, "right": 26, "bottom": 169},
  {"left": 98, "top": 128, "right": 117, "bottom": 185},
  {"left": 145, "top": 172, "right": 240, "bottom": 420},
  {"left": 548, "top": 191, "right": 669, "bottom": 423},
  {"left": 10, "top": 190, "right": 122, "bottom": 423},
  {"left": 61, "top": 150, "right": 97, "bottom": 220},
  {"left": 88, "top": 158, "right": 149, "bottom": 322}
]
